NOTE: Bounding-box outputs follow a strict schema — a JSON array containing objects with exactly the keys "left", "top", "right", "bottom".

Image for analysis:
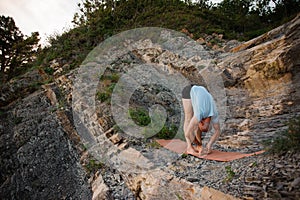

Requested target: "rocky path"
[
  {"left": 99, "top": 133, "right": 300, "bottom": 200},
  {"left": 165, "top": 146, "right": 300, "bottom": 200}
]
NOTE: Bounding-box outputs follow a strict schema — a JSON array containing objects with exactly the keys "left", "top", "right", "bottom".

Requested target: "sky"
[
  {"left": 0, "top": 0, "right": 81, "bottom": 45},
  {"left": 0, "top": 0, "right": 221, "bottom": 45}
]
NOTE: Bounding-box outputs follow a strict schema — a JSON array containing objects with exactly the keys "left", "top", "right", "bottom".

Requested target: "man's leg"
[
  {"left": 194, "top": 128, "right": 202, "bottom": 151},
  {"left": 185, "top": 116, "right": 199, "bottom": 154},
  {"left": 182, "top": 99, "right": 193, "bottom": 134},
  {"left": 182, "top": 99, "right": 199, "bottom": 153}
]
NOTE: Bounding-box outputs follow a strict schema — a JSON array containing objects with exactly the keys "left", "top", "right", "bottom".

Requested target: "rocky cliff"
[
  {"left": 0, "top": 84, "right": 92, "bottom": 199},
  {"left": 219, "top": 13, "right": 300, "bottom": 148},
  {"left": 0, "top": 14, "right": 299, "bottom": 200}
]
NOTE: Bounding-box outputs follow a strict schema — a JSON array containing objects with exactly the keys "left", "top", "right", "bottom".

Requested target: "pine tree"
[{"left": 0, "top": 15, "right": 40, "bottom": 82}]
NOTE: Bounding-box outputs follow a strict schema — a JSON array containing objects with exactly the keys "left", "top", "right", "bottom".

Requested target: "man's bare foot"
[
  {"left": 192, "top": 143, "right": 200, "bottom": 153},
  {"left": 186, "top": 146, "right": 198, "bottom": 154}
]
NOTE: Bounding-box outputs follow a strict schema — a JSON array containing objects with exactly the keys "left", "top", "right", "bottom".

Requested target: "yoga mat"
[{"left": 156, "top": 139, "right": 265, "bottom": 162}]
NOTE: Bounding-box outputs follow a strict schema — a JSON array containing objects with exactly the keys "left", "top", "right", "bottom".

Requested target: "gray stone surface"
[{"left": 0, "top": 90, "right": 91, "bottom": 199}]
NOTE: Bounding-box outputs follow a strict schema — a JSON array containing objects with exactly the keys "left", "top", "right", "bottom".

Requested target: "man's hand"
[
  {"left": 200, "top": 146, "right": 212, "bottom": 156},
  {"left": 206, "top": 142, "right": 212, "bottom": 153},
  {"left": 203, "top": 122, "right": 220, "bottom": 155}
]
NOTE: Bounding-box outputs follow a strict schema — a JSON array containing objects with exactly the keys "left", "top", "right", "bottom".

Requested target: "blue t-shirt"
[{"left": 190, "top": 86, "right": 219, "bottom": 123}]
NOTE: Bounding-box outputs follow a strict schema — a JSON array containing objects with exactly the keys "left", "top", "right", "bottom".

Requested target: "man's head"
[{"left": 199, "top": 117, "right": 211, "bottom": 132}]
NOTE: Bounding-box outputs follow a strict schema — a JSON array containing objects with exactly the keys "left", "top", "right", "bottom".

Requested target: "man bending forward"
[{"left": 182, "top": 85, "right": 221, "bottom": 155}]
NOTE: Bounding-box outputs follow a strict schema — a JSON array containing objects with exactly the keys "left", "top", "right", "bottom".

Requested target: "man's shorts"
[{"left": 182, "top": 84, "right": 193, "bottom": 99}]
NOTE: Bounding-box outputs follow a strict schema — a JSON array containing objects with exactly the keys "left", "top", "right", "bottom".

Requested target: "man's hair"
[{"left": 199, "top": 117, "right": 211, "bottom": 132}]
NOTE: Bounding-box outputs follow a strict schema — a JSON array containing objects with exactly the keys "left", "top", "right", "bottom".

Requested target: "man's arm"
[{"left": 206, "top": 122, "right": 221, "bottom": 152}]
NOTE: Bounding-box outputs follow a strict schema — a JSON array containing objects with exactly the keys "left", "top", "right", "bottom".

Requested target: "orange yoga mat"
[{"left": 156, "top": 139, "right": 265, "bottom": 162}]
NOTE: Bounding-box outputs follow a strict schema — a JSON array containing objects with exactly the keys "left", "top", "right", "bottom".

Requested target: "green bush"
[
  {"left": 129, "top": 107, "right": 151, "bottom": 126},
  {"left": 85, "top": 159, "right": 104, "bottom": 174},
  {"left": 96, "top": 91, "right": 110, "bottom": 102},
  {"left": 107, "top": 83, "right": 116, "bottom": 93},
  {"left": 100, "top": 73, "right": 120, "bottom": 82},
  {"left": 128, "top": 107, "right": 179, "bottom": 139},
  {"left": 44, "top": 67, "right": 55, "bottom": 75},
  {"left": 110, "top": 74, "right": 120, "bottom": 82},
  {"left": 224, "top": 165, "right": 235, "bottom": 182},
  {"left": 96, "top": 74, "right": 118, "bottom": 103},
  {"left": 207, "top": 28, "right": 225, "bottom": 35},
  {"left": 156, "top": 124, "right": 177, "bottom": 139},
  {"left": 146, "top": 140, "right": 161, "bottom": 149},
  {"left": 263, "top": 116, "right": 300, "bottom": 154}
]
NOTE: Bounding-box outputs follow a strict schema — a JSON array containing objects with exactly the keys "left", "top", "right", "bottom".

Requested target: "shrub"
[
  {"left": 85, "top": 159, "right": 104, "bottom": 174},
  {"left": 156, "top": 124, "right": 177, "bottom": 139},
  {"left": 96, "top": 74, "right": 118, "bottom": 103},
  {"left": 146, "top": 140, "right": 161, "bottom": 149},
  {"left": 263, "top": 116, "right": 300, "bottom": 154},
  {"left": 100, "top": 73, "right": 120, "bottom": 83},
  {"left": 44, "top": 67, "right": 55, "bottom": 75},
  {"left": 97, "top": 91, "right": 110, "bottom": 102},
  {"left": 224, "top": 165, "right": 235, "bottom": 182},
  {"left": 129, "top": 107, "right": 151, "bottom": 126}
]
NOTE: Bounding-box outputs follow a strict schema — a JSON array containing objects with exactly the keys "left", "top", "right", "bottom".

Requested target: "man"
[{"left": 182, "top": 85, "right": 220, "bottom": 155}]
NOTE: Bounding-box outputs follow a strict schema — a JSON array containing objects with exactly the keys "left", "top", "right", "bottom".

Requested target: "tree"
[
  {"left": 72, "top": 0, "right": 107, "bottom": 26},
  {"left": 271, "top": 0, "right": 300, "bottom": 21},
  {"left": 0, "top": 15, "right": 40, "bottom": 82},
  {"left": 254, "top": 0, "right": 273, "bottom": 17},
  {"left": 195, "top": 0, "right": 212, "bottom": 9},
  {"left": 217, "top": 0, "right": 254, "bottom": 31}
]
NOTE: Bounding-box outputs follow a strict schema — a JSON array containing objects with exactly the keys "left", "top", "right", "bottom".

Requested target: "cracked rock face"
[
  {"left": 218, "top": 14, "right": 300, "bottom": 149},
  {"left": 0, "top": 91, "right": 92, "bottom": 199}
]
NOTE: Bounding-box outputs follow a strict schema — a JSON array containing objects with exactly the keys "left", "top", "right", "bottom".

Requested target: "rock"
[
  {"left": 201, "top": 186, "right": 239, "bottom": 200},
  {"left": 0, "top": 69, "right": 49, "bottom": 107},
  {"left": 129, "top": 170, "right": 202, "bottom": 200},
  {"left": 0, "top": 90, "right": 92, "bottom": 199},
  {"left": 117, "top": 142, "right": 128, "bottom": 150},
  {"left": 186, "top": 176, "right": 200, "bottom": 182},
  {"left": 109, "top": 133, "right": 122, "bottom": 144},
  {"left": 49, "top": 59, "right": 60, "bottom": 70},
  {"left": 290, "top": 177, "right": 300, "bottom": 188},
  {"left": 92, "top": 174, "right": 109, "bottom": 200},
  {"left": 217, "top": 14, "right": 300, "bottom": 148},
  {"left": 223, "top": 40, "right": 242, "bottom": 52},
  {"left": 197, "top": 37, "right": 206, "bottom": 44},
  {"left": 107, "top": 147, "right": 203, "bottom": 199}
]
